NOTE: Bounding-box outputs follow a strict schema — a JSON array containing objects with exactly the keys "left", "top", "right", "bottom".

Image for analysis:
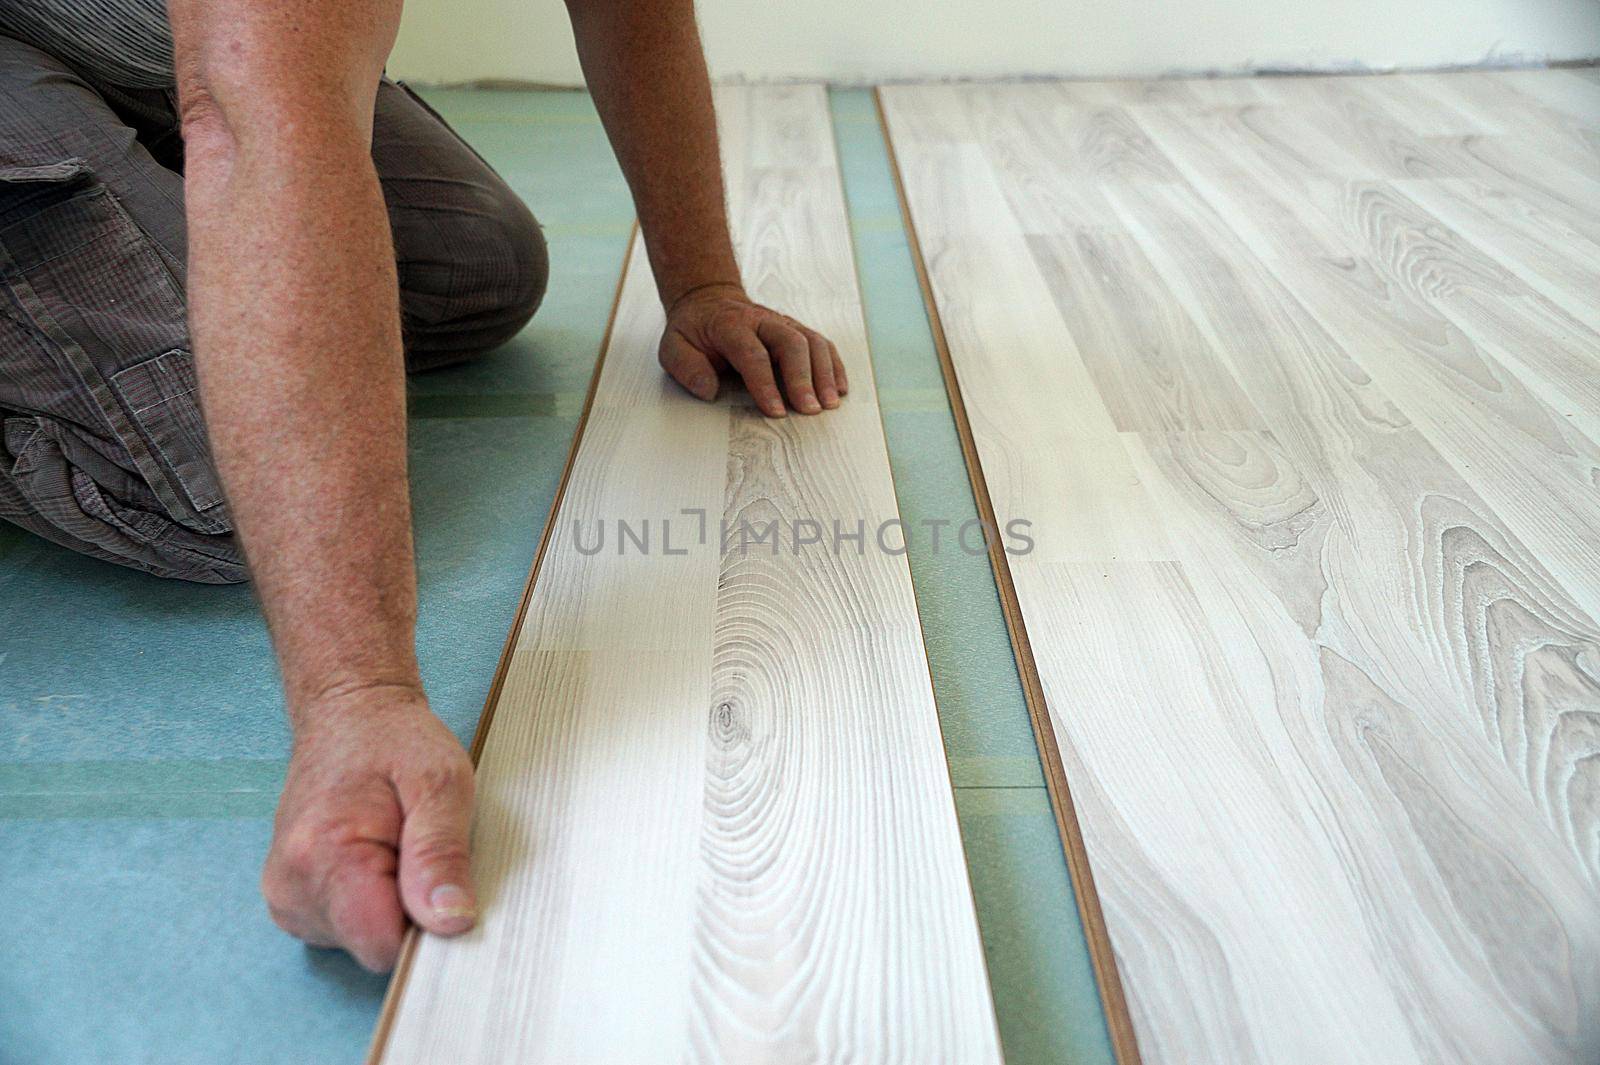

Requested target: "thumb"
[
  {"left": 396, "top": 764, "right": 477, "bottom": 936},
  {"left": 659, "top": 331, "right": 720, "bottom": 402}
]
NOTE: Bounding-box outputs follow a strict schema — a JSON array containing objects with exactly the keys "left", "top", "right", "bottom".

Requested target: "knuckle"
[
  {"left": 411, "top": 755, "right": 475, "bottom": 802},
  {"left": 273, "top": 826, "right": 325, "bottom": 880},
  {"left": 335, "top": 842, "right": 399, "bottom": 881},
  {"left": 407, "top": 832, "right": 471, "bottom": 871},
  {"left": 260, "top": 873, "right": 313, "bottom": 938},
  {"left": 709, "top": 308, "right": 749, "bottom": 338},
  {"left": 264, "top": 897, "right": 305, "bottom": 937},
  {"left": 261, "top": 870, "right": 295, "bottom": 917},
  {"left": 272, "top": 809, "right": 397, "bottom": 881}
]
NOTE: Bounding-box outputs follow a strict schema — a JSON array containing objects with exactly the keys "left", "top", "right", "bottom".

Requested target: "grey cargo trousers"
[{"left": 0, "top": 34, "right": 548, "bottom": 582}]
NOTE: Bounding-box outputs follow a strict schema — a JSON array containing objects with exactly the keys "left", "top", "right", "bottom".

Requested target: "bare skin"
[{"left": 170, "top": 0, "right": 842, "bottom": 972}]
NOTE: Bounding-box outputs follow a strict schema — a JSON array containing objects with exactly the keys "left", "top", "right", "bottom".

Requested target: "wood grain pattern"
[
  {"left": 1128, "top": 99, "right": 1600, "bottom": 626},
  {"left": 883, "top": 70, "right": 1600, "bottom": 1065},
  {"left": 372, "top": 85, "right": 1000, "bottom": 1065}
]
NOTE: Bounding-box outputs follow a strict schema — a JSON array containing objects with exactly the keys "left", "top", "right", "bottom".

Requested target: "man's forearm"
[
  {"left": 171, "top": 1, "right": 484, "bottom": 969},
  {"left": 174, "top": 0, "right": 418, "bottom": 716},
  {"left": 566, "top": 0, "right": 741, "bottom": 308}
]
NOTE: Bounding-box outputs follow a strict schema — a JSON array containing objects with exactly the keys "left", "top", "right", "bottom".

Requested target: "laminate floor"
[
  {"left": 881, "top": 69, "right": 1600, "bottom": 1065},
  {"left": 372, "top": 85, "right": 1000, "bottom": 1064}
]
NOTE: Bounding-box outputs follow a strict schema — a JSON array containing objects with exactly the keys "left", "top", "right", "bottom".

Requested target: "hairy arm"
[
  {"left": 566, "top": 0, "right": 847, "bottom": 415},
  {"left": 171, "top": 0, "right": 476, "bottom": 971}
]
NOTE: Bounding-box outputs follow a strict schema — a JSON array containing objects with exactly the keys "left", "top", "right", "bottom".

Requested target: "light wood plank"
[
  {"left": 883, "top": 72, "right": 1600, "bottom": 1065},
  {"left": 1406, "top": 72, "right": 1600, "bottom": 214},
  {"left": 1130, "top": 100, "right": 1600, "bottom": 627},
  {"left": 1109, "top": 175, "right": 1600, "bottom": 1064},
  {"left": 1492, "top": 70, "right": 1600, "bottom": 129},
  {"left": 1419, "top": 130, "right": 1600, "bottom": 247},
  {"left": 1024, "top": 230, "right": 1262, "bottom": 431},
  {"left": 1338, "top": 73, "right": 1505, "bottom": 136},
  {"left": 373, "top": 85, "right": 1000, "bottom": 1065},
  {"left": 1395, "top": 177, "right": 1600, "bottom": 335},
  {"left": 1249, "top": 76, "right": 1462, "bottom": 179},
  {"left": 1142, "top": 84, "right": 1600, "bottom": 451}
]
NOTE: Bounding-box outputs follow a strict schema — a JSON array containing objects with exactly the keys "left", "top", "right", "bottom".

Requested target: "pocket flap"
[
  {"left": 109, "top": 348, "right": 225, "bottom": 514},
  {"left": 0, "top": 158, "right": 91, "bottom": 185}
]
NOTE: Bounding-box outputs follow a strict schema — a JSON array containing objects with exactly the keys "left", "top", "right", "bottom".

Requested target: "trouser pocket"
[
  {"left": 0, "top": 408, "right": 244, "bottom": 582},
  {"left": 0, "top": 149, "right": 243, "bottom": 581},
  {"left": 0, "top": 153, "right": 228, "bottom": 537}
]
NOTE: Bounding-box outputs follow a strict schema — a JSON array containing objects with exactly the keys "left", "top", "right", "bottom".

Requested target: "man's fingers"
[
  {"left": 265, "top": 832, "right": 405, "bottom": 972},
  {"left": 805, "top": 330, "right": 840, "bottom": 409},
  {"left": 758, "top": 320, "right": 820, "bottom": 415},
  {"left": 322, "top": 848, "right": 407, "bottom": 972},
  {"left": 659, "top": 332, "right": 720, "bottom": 402},
  {"left": 396, "top": 761, "right": 478, "bottom": 937},
  {"left": 722, "top": 328, "right": 786, "bottom": 417}
]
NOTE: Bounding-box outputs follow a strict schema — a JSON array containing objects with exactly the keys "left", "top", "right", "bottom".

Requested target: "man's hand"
[
  {"left": 659, "top": 284, "right": 849, "bottom": 417},
  {"left": 261, "top": 686, "right": 476, "bottom": 973}
]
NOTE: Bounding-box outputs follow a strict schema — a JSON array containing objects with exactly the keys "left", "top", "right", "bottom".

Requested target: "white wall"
[{"left": 387, "top": 0, "right": 1599, "bottom": 86}]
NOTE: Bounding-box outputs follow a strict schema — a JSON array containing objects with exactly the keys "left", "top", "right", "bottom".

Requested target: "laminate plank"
[
  {"left": 1053, "top": 78, "right": 1208, "bottom": 107},
  {"left": 1121, "top": 426, "right": 1600, "bottom": 1065},
  {"left": 1411, "top": 73, "right": 1600, "bottom": 193},
  {"left": 1250, "top": 76, "right": 1462, "bottom": 179},
  {"left": 883, "top": 73, "right": 1600, "bottom": 1065},
  {"left": 1338, "top": 73, "right": 1504, "bottom": 136},
  {"left": 1144, "top": 91, "right": 1600, "bottom": 452},
  {"left": 1246, "top": 76, "right": 1600, "bottom": 245},
  {"left": 1023, "top": 231, "right": 1262, "bottom": 431},
  {"left": 1104, "top": 176, "right": 1600, "bottom": 852},
  {"left": 1131, "top": 102, "right": 1600, "bottom": 626},
  {"left": 1408, "top": 128, "right": 1600, "bottom": 248},
  {"left": 1396, "top": 178, "right": 1600, "bottom": 334},
  {"left": 1492, "top": 70, "right": 1600, "bottom": 129},
  {"left": 882, "top": 115, "right": 1174, "bottom": 570},
  {"left": 1326, "top": 182, "right": 1600, "bottom": 448},
  {"left": 1109, "top": 168, "right": 1600, "bottom": 885},
  {"left": 373, "top": 85, "right": 1000, "bottom": 1065},
  {"left": 891, "top": 89, "right": 1254, "bottom": 433},
  {"left": 883, "top": 84, "right": 1139, "bottom": 235}
]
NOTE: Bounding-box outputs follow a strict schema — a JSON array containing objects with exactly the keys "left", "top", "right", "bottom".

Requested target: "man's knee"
[
  {"left": 475, "top": 190, "right": 549, "bottom": 345},
  {"left": 374, "top": 80, "right": 550, "bottom": 369},
  {"left": 397, "top": 187, "right": 548, "bottom": 370}
]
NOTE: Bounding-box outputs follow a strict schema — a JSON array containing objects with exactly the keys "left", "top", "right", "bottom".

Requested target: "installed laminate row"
[
  {"left": 881, "top": 69, "right": 1600, "bottom": 1065},
  {"left": 372, "top": 85, "right": 1000, "bottom": 1064}
]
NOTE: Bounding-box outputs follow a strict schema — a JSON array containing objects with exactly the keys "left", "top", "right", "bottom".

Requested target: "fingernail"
[
  {"left": 821, "top": 389, "right": 839, "bottom": 409},
  {"left": 800, "top": 391, "right": 821, "bottom": 414},
  {"left": 430, "top": 884, "right": 476, "bottom": 921},
  {"left": 691, "top": 375, "right": 716, "bottom": 400}
]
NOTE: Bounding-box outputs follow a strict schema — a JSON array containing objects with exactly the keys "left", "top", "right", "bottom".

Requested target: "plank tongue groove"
[
  {"left": 371, "top": 85, "right": 1000, "bottom": 1064},
  {"left": 881, "top": 71, "right": 1600, "bottom": 1065}
]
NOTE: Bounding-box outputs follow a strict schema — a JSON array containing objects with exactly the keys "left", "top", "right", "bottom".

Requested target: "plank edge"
[
  {"left": 874, "top": 85, "right": 1146, "bottom": 1065},
  {"left": 364, "top": 222, "right": 640, "bottom": 1065}
]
